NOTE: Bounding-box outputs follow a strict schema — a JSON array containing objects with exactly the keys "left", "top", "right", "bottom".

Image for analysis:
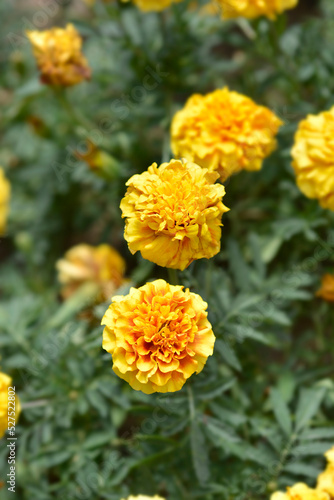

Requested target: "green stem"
[
  {"left": 187, "top": 384, "right": 195, "bottom": 421},
  {"left": 54, "top": 88, "right": 93, "bottom": 132},
  {"left": 167, "top": 268, "right": 178, "bottom": 285}
]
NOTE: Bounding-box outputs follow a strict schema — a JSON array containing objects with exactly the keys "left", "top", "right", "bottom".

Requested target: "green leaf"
[
  {"left": 284, "top": 462, "right": 321, "bottom": 478},
  {"left": 269, "top": 387, "right": 292, "bottom": 437},
  {"left": 249, "top": 232, "right": 266, "bottom": 279},
  {"left": 190, "top": 418, "right": 210, "bottom": 485},
  {"left": 292, "top": 442, "right": 334, "bottom": 457},
  {"left": 215, "top": 339, "right": 241, "bottom": 372},
  {"left": 227, "top": 239, "right": 251, "bottom": 291},
  {"left": 83, "top": 432, "right": 115, "bottom": 450},
  {"left": 205, "top": 418, "right": 240, "bottom": 444},
  {"left": 295, "top": 387, "right": 326, "bottom": 432},
  {"left": 299, "top": 428, "right": 334, "bottom": 441}
]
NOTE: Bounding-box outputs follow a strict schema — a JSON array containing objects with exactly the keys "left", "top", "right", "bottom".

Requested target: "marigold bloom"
[
  {"left": 0, "top": 372, "right": 21, "bottom": 439},
  {"left": 120, "top": 159, "right": 229, "bottom": 270},
  {"left": 56, "top": 244, "right": 126, "bottom": 301},
  {"left": 102, "top": 279, "right": 215, "bottom": 394},
  {"left": 27, "top": 24, "right": 91, "bottom": 87},
  {"left": 217, "top": 0, "right": 298, "bottom": 19},
  {"left": 271, "top": 483, "right": 330, "bottom": 500},
  {"left": 121, "top": 0, "right": 181, "bottom": 11},
  {"left": 0, "top": 169, "right": 10, "bottom": 236},
  {"left": 171, "top": 88, "right": 282, "bottom": 182},
  {"left": 317, "top": 447, "right": 334, "bottom": 499},
  {"left": 291, "top": 107, "right": 334, "bottom": 211},
  {"left": 316, "top": 274, "right": 334, "bottom": 302}
]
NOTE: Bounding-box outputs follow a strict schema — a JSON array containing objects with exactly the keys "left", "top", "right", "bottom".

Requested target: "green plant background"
[{"left": 0, "top": 0, "right": 334, "bottom": 498}]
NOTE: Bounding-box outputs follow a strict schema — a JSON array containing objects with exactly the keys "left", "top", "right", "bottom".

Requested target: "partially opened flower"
[
  {"left": 0, "top": 168, "right": 10, "bottom": 236},
  {"left": 317, "top": 447, "right": 334, "bottom": 498},
  {"left": 120, "top": 159, "right": 229, "bottom": 270},
  {"left": 102, "top": 279, "right": 215, "bottom": 394},
  {"left": 56, "top": 244, "right": 126, "bottom": 301},
  {"left": 316, "top": 274, "right": 334, "bottom": 302},
  {"left": 121, "top": 0, "right": 181, "bottom": 11},
  {"left": 271, "top": 483, "right": 330, "bottom": 500},
  {"left": 75, "top": 140, "right": 120, "bottom": 180},
  {"left": 27, "top": 24, "right": 91, "bottom": 87},
  {"left": 0, "top": 372, "right": 21, "bottom": 439},
  {"left": 171, "top": 87, "right": 282, "bottom": 182},
  {"left": 291, "top": 107, "right": 334, "bottom": 211},
  {"left": 217, "top": 0, "right": 298, "bottom": 19}
]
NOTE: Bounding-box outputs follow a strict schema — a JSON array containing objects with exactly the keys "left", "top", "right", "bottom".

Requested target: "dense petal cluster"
[
  {"left": 0, "top": 168, "right": 10, "bottom": 236},
  {"left": 0, "top": 372, "right": 21, "bottom": 439},
  {"left": 120, "top": 159, "right": 229, "bottom": 270},
  {"left": 317, "top": 447, "right": 334, "bottom": 498},
  {"left": 316, "top": 274, "right": 334, "bottom": 302},
  {"left": 171, "top": 88, "right": 282, "bottom": 182},
  {"left": 271, "top": 483, "right": 330, "bottom": 500},
  {"left": 291, "top": 107, "right": 334, "bottom": 211},
  {"left": 121, "top": 0, "right": 181, "bottom": 11},
  {"left": 102, "top": 279, "right": 215, "bottom": 394},
  {"left": 56, "top": 244, "right": 126, "bottom": 301},
  {"left": 217, "top": 0, "right": 298, "bottom": 19},
  {"left": 27, "top": 24, "right": 91, "bottom": 87}
]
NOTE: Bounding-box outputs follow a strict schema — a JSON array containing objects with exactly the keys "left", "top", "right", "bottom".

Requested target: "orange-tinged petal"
[{"left": 101, "top": 280, "right": 215, "bottom": 393}]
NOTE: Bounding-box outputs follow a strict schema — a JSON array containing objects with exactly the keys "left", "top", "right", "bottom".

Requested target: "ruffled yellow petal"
[
  {"left": 120, "top": 159, "right": 229, "bottom": 270},
  {"left": 101, "top": 280, "right": 215, "bottom": 394},
  {"left": 171, "top": 87, "right": 282, "bottom": 182},
  {"left": 292, "top": 107, "right": 334, "bottom": 211}
]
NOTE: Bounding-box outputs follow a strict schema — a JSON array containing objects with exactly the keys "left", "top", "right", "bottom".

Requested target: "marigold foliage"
[
  {"left": 0, "top": 372, "right": 20, "bottom": 439},
  {"left": 102, "top": 279, "right": 215, "bottom": 394},
  {"left": 26, "top": 24, "right": 91, "bottom": 87},
  {"left": 291, "top": 107, "right": 334, "bottom": 211},
  {"left": 56, "top": 244, "right": 126, "bottom": 301},
  {"left": 171, "top": 87, "right": 282, "bottom": 182},
  {"left": 271, "top": 483, "right": 330, "bottom": 500},
  {"left": 0, "top": 168, "right": 10, "bottom": 237},
  {"left": 120, "top": 159, "right": 229, "bottom": 270},
  {"left": 218, "top": 0, "right": 298, "bottom": 19}
]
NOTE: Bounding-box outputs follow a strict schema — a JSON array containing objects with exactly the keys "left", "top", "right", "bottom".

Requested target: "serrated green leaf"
[
  {"left": 270, "top": 387, "right": 292, "bottom": 437},
  {"left": 295, "top": 387, "right": 326, "bottom": 432}
]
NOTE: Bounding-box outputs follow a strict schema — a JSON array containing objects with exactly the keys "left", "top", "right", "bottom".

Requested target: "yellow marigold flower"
[
  {"left": 120, "top": 159, "right": 229, "bottom": 270},
  {"left": 0, "top": 372, "right": 21, "bottom": 439},
  {"left": 121, "top": 496, "right": 165, "bottom": 500},
  {"left": 0, "top": 168, "right": 10, "bottom": 237},
  {"left": 217, "top": 0, "right": 298, "bottom": 19},
  {"left": 27, "top": 24, "right": 91, "bottom": 87},
  {"left": 171, "top": 87, "right": 282, "bottom": 182},
  {"left": 102, "top": 279, "right": 215, "bottom": 394},
  {"left": 271, "top": 483, "right": 330, "bottom": 500},
  {"left": 316, "top": 274, "right": 334, "bottom": 302},
  {"left": 291, "top": 107, "right": 334, "bottom": 211},
  {"left": 121, "top": 0, "right": 181, "bottom": 11},
  {"left": 317, "top": 446, "right": 334, "bottom": 499},
  {"left": 56, "top": 244, "right": 126, "bottom": 301}
]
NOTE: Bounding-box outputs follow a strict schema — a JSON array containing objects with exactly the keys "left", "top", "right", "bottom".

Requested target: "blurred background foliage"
[{"left": 0, "top": 0, "right": 334, "bottom": 498}]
